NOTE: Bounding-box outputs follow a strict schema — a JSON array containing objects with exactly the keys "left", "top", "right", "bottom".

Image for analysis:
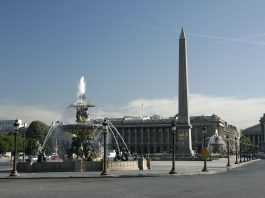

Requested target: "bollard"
[
  {"left": 146, "top": 158, "right": 152, "bottom": 170},
  {"left": 138, "top": 158, "right": 144, "bottom": 170}
]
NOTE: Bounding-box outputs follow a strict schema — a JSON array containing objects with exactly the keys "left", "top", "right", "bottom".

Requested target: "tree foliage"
[
  {"left": 0, "top": 120, "right": 49, "bottom": 155},
  {"left": 25, "top": 120, "right": 49, "bottom": 155},
  {"left": 26, "top": 120, "right": 49, "bottom": 144},
  {"left": 0, "top": 133, "right": 25, "bottom": 154},
  {"left": 240, "top": 135, "right": 252, "bottom": 151}
]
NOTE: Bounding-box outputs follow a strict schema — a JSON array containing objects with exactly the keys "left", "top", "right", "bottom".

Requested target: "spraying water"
[{"left": 78, "top": 76, "right": 86, "bottom": 98}]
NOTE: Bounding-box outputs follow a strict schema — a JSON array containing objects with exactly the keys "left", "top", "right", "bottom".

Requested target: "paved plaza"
[
  {"left": 0, "top": 158, "right": 263, "bottom": 198},
  {"left": 0, "top": 156, "right": 259, "bottom": 179}
]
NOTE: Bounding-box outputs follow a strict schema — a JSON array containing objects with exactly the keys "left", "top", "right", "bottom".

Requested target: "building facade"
[
  {"left": 0, "top": 119, "right": 26, "bottom": 135},
  {"left": 241, "top": 113, "right": 265, "bottom": 150},
  {"left": 110, "top": 114, "right": 239, "bottom": 156}
]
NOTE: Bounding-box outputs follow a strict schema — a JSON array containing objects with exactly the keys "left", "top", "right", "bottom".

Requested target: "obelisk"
[{"left": 176, "top": 27, "right": 193, "bottom": 157}]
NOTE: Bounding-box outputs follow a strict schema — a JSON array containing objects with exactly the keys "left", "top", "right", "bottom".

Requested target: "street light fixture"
[
  {"left": 101, "top": 119, "right": 109, "bottom": 175},
  {"left": 202, "top": 126, "right": 208, "bottom": 172},
  {"left": 169, "top": 123, "right": 177, "bottom": 174},
  {"left": 10, "top": 119, "right": 20, "bottom": 176},
  {"left": 235, "top": 136, "right": 238, "bottom": 164},
  {"left": 226, "top": 134, "right": 230, "bottom": 167}
]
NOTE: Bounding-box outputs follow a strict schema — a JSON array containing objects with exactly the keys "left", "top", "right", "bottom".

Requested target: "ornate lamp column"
[
  {"left": 226, "top": 134, "right": 230, "bottom": 167},
  {"left": 239, "top": 137, "right": 242, "bottom": 163},
  {"left": 169, "top": 123, "right": 177, "bottom": 174},
  {"left": 10, "top": 119, "right": 20, "bottom": 176},
  {"left": 202, "top": 126, "right": 208, "bottom": 172},
  {"left": 101, "top": 119, "right": 109, "bottom": 175},
  {"left": 243, "top": 139, "right": 246, "bottom": 162},
  {"left": 235, "top": 136, "right": 238, "bottom": 164}
]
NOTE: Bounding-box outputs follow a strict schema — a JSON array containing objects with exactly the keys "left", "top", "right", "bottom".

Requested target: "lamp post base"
[
  {"left": 202, "top": 159, "right": 208, "bottom": 172},
  {"left": 10, "top": 170, "right": 19, "bottom": 177},
  {"left": 202, "top": 167, "right": 208, "bottom": 172},
  {"left": 169, "top": 169, "right": 177, "bottom": 174},
  {"left": 101, "top": 171, "right": 109, "bottom": 176}
]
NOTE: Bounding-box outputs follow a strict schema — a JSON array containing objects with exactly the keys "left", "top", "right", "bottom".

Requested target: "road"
[{"left": 0, "top": 159, "right": 264, "bottom": 198}]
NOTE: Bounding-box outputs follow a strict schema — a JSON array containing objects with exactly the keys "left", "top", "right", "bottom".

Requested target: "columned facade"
[
  {"left": 110, "top": 115, "right": 239, "bottom": 158},
  {"left": 242, "top": 113, "right": 265, "bottom": 150}
]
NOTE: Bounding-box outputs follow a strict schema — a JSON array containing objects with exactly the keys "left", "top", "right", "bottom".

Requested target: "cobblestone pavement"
[{"left": 0, "top": 155, "right": 259, "bottom": 179}]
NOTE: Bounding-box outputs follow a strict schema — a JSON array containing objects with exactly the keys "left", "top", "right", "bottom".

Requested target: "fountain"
[
  {"left": 60, "top": 77, "right": 102, "bottom": 161},
  {"left": 207, "top": 130, "right": 227, "bottom": 158},
  {"left": 18, "top": 76, "right": 149, "bottom": 172}
]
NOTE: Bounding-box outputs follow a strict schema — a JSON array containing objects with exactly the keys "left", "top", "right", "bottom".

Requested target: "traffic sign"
[{"left": 201, "top": 148, "right": 209, "bottom": 158}]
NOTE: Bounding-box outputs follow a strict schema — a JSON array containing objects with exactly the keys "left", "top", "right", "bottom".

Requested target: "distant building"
[
  {"left": 110, "top": 114, "right": 239, "bottom": 156},
  {"left": 0, "top": 120, "right": 27, "bottom": 135},
  {"left": 241, "top": 113, "right": 265, "bottom": 150}
]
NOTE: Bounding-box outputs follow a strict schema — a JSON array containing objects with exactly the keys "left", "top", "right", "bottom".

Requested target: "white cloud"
[
  {"left": 189, "top": 94, "right": 265, "bottom": 129},
  {"left": 1, "top": 94, "right": 265, "bottom": 129},
  {"left": 0, "top": 103, "right": 63, "bottom": 125}
]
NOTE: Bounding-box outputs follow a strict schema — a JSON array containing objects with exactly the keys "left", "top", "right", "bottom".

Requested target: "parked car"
[
  {"left": 131, "top": 153, "right": 141, "bottom": 160},
  {"left": 51, "top": 155, "right": 61, "bottom": 161},
  {"left": 26, "top": 155, "right": 38, "bottom": 162},
  {"left": 258, "top": 152, "right": 265, "bottom": 159},
  {"left": 107, "top": 151, "right": 116, "bottom": 160}
]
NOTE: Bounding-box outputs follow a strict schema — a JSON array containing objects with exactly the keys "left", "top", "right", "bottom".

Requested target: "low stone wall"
[
  {"left": 107, "top": 160, "right": 139, "bottom": 171},
  {"left": 17, "top": 161, "right": 76, "bottom": 172},
  {"left": 76, "top": 161, "right": 102, "bottom": 171},
  {"left": 17, "top": 159, "right": 151, "bottom": 172}
]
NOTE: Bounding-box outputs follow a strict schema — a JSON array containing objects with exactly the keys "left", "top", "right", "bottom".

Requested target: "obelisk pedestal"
[{"left": 176, "top": 27, "right": 193, "bottom": 158}]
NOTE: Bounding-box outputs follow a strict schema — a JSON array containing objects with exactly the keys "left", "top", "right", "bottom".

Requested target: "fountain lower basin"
[{"left": 17, "top": 159, "right": 150, "bottom": 172}]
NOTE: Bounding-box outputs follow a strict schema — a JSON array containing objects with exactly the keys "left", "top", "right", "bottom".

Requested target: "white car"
[
  {"left": 26, "top": 155, "right": 38, "bottom": 161},
  {"left": 107, "top": 151, "right": 116, "bottom": 160}
]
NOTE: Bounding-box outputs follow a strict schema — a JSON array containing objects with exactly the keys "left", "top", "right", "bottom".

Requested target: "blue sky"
[{"left": 1, "top": 0, "right": 265, "bottom": 129}]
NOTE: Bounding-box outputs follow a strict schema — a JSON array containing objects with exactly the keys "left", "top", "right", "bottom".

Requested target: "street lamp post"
[
  {"left": 251, "top": 145, "right": 254, "bottom": 160},
  {"left": 243, "top": 140, "right": 246, "bottom": 162},
  {"left": 248, "top": 144, "right": 251, "bottom": 161},
  {"left": 202, "top": 126, "right": 208, "bottom": 172},
  {"left": 101, "top": 119, "right": 108, "bottom": 175},
  {"left": 235, "top": 136, "right": 238, "bottom": 164},
  {"left": 22, "top": 123, "right": 26, "bottom": 162},
  {"left": 226, "top": 134, "right": 230, "bottom": 167},
  {"left": 10, "top": 119, "right": 20, "bottom": 176},
  {"left": 239, "top": 137, "right": 242, "bottom": 163},
  {"left": 246, "top": 143, "right": 249, "bottom": 161},
  {"left": 169, "top": 123, "right": 177, "bottom": 174}
]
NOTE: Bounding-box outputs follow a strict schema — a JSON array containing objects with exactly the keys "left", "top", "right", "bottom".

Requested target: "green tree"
[
  {"left": 0, "top": 133, "right": 13, "bottom": 153},
  {"left": 26, "top": 120, "right": 49, "bottom": 155},
  {"left": 0, "top": 132, "right": 26, "bottom": 154},
  {"left": 240, "top": 135, "right": 252, "bottom": 151},
  {"left": 0, "top": 134, "right": 8, "bottom": 153}
]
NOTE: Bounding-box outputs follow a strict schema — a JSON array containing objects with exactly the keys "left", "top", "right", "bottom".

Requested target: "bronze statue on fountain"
[{"left": 74, "top": 93, "right": 94, "bottom": 123}]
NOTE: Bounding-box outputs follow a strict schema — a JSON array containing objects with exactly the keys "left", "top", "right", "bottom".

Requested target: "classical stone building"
[
  {"left": 241, "top": 113, "right": 265, "bottom": 150},
  {"left": 0, "top": 119, "right": 26, "bottom": 135},
  {"left": 110, "top": 114, "right": 239, "bottom": 156}
]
